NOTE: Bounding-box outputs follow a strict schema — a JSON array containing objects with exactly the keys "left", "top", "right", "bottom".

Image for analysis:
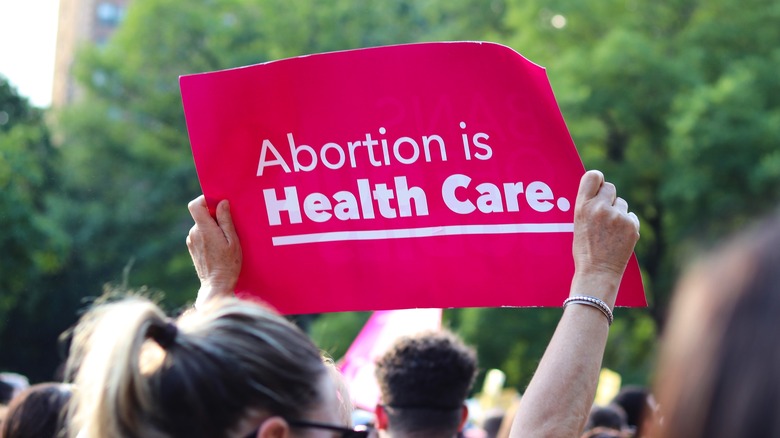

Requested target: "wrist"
[
  {"left": 195, "top": 280, "right": 236, "bottom": 309},
  {"left": 569, "top": 270, "right": 622, "bottom": 309},
  {"left": 563, "top": 296, "right": 614, "bottom": 325}
]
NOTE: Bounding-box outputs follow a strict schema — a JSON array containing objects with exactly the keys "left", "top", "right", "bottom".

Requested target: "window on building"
[{"left": 96, "top": 2, "right": 124, "bottom": 26}]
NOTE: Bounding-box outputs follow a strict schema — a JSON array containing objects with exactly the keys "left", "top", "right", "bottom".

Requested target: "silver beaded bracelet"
[{"left": 563, "top": 295, "right": 614, "bottom": 326}]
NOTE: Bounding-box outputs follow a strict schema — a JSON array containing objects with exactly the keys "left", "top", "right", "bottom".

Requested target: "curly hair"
[{"left": 375, "top": 330, "right": 477, "bottom": 436}]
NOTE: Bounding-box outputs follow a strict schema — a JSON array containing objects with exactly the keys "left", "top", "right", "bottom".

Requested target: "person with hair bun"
[
  {"left": 65, "top": 192, "right": 370, "bottom": 438},
  {"left": 66, "top": 295, "right": 366, "bottom": 438}
]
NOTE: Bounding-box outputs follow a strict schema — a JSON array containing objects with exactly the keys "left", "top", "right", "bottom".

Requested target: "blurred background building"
[{"left": 52, "top": 0, "right": 131, "bottom": 107}]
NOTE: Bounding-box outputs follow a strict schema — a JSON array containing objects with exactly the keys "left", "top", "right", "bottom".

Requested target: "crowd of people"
[{"left": 2, "top": 169, "right": 780, "bottom": 437}]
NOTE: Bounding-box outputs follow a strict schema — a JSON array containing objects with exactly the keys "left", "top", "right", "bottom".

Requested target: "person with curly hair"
[{"left": 374, "top": 330, "right": 477, "bottom": 438}]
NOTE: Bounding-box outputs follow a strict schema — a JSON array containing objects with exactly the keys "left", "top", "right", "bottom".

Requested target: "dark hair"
[
  {"left": 0, "top": 383, "right": 72, "bottom": 438},
  {"left": 585, "top": 405, "right": 627, "bottom": 432},
  {"left": 482, "top": 408, "right": 505, "bottom": 438},
  {"left": 375, "top": 330, "right": 477, "bottom": 436},
  {"left": 67, "top": 296, "right": 328, "bottom": 438},
  {"left": 611, "top": 386, "right": 650, "bottom": 435},
  {"left": 0, "top": 380, "right": 13, "bottom": 405},
  {"left": 652, "top": 213, "right": 780, "bottom": 437}
]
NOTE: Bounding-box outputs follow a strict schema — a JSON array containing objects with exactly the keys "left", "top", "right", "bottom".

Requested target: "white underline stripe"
[{"left": 271, "top": 223, "right": 574, "bottom": 246}]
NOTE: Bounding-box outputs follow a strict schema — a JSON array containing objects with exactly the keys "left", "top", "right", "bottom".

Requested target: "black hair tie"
[{"left": 147, "top": 321, "right": 178, "bottom": 350}]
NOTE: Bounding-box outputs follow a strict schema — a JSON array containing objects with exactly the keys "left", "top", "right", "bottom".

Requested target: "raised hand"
[
  {"left": 571, "top": 170, "right": 640, "bottom": 307},
  {"left": 186, "top": 196, "right": 242, "bottom": 307}
]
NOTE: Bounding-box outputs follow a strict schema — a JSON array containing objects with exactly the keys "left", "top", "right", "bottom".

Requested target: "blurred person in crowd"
[
  {"left": 584, "top": 405, "right": 627, "bottom": 434},
  {"left": 373, "top": 330, "right": 477, "bottom": 438},
  {"left": 65, "top": 294, "right": 369, "bottom": 438},
  {"left": 0, "top": 380, "right": 14, "bottom": 406},
  {"left": 482, "top": 408, "right": 505, "bottom": 438},
  {"left": 0, "top": 380, "right": 13, "bottom": 423},
  {"left": 611, "top": 386, "right": 653, "bottom": 437},
  {"left": 188, "top": 169, "right": 639, "bottom": 438},
  {"left": 324, "top": 356, "right": 356, "bottom": 427},
  {"left": 0, "top": 375, "right": 28, "bottom": 404},
  {"left": 580, "top": 404, "right": 630, "bottom": 438},
  {"left": 0, "top": 374, "right": 30, "bottom": 428},
  {"left": 0, "top": 382, "right": 72, "bottom": 438},
  {"left": 648, "top": 212, "right": 780, "bottom": 438}
]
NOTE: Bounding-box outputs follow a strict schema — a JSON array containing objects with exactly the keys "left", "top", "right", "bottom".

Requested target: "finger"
[
  {"left": 577, "top": 170, "right": 605, "bottom": 205},
  {"left": 186, "top": 225, "right": 200, "bottom": 248},
  {"left": 628, "top": 211, "right": 640, "bottom": 231},
  {"left": 614, "top": 197, "right": 628, "bottom": 213},
  {"left": 188, "top": 195, "right": 218, "bottom": 228},
  {"left": 216, "top": 200, "right": 238, "bottom": 243},
  {"left": 597, "top": 182, "right": 617, "bottom": 205},
  {"left": 187, "top": 195, "right": 206, "bottom": 212}
]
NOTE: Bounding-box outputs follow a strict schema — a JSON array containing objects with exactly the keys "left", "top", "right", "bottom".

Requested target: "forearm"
[{"left": 510, "top": 272, "right": 620, "bottom": 437}]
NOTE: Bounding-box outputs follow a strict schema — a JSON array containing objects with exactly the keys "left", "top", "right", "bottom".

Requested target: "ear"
[
  {"left": 258, "top": 416, "right": 290, "bottom": 438},
  {"left": 375, "top": 404, "right": 389, "bottom": 430},
  {"left": 458, "top": 404, "right": 469, "bottom": 431}
]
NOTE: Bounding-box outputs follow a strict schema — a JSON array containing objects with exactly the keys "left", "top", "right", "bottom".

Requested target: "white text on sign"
[{"left": 263, "top": 175, "right": 570, "bottom": 226}]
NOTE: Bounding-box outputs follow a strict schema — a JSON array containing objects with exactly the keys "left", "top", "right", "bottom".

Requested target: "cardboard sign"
[{"left": 180, "top": 42, "right": 645, "bottom": 314}]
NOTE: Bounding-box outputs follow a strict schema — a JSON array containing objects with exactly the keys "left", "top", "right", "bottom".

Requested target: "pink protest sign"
[
  {"left": 339, "top": 309, "right": 443, "bottom": 410},
  {"left": 180, "top": 41, "right": 645, "bottom": 314}
]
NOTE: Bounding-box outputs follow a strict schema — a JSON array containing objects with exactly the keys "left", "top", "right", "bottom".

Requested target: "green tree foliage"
[
  {"left": 0, "top": 78, "right": 66, "bottom": 317},
  {"left": 0, "top": 77, "right": 72, "bottom": 379},
  {"left": 455, "top": 308, "right": 559, "bottom": 389},
  {"left": 310, "top": 311, "right": 371, "bottom": 360}
]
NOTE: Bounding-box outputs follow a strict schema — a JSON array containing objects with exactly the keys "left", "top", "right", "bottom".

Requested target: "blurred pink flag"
[{"left": 339, "top": 309, "right": 443, "bottom": 410}]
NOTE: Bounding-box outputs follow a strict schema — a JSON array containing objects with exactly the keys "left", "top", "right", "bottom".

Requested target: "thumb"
[{"left": 216, "top": 200, "right": 238, "bottom": 243}]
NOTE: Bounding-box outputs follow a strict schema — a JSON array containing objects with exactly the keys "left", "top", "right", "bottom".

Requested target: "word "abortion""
[
  {"left": 263, "top": 174, "right": 571, "bottom": 226},
  {"left": 256, "top": 124, "right": 492, "bottom": 176}
]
